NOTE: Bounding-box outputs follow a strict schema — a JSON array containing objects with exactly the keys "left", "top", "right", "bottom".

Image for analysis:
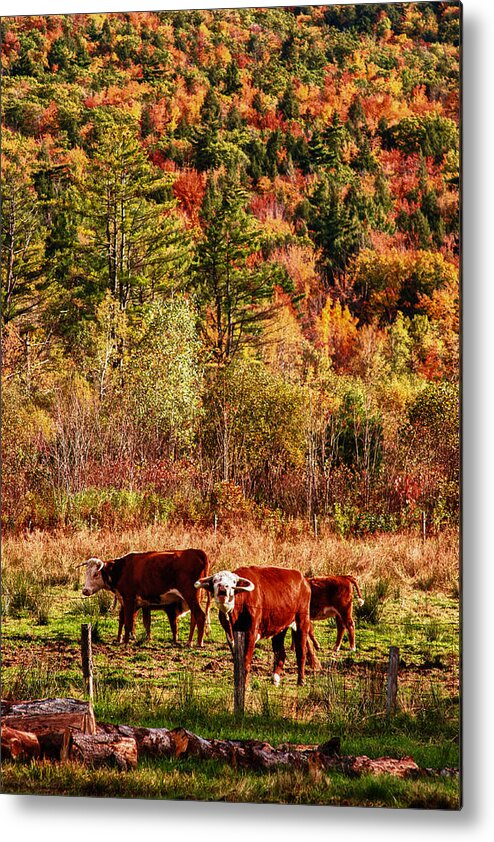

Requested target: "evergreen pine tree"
[{"left": 193, "top": 175, "right": 279, "bottom": 361}]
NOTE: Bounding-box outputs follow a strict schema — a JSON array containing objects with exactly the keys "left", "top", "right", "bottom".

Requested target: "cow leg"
[
  {"left": 142, "top": 607, "right": 152, "bottom": 640},
  {"left": 306, "top": 635, "right": 322, "bottom": 671},
  {"left": 334, "top": 615, "right": 345, "bottom": 651},
  {"left": 219, "top": 612, "right": 234, "bottom": 654},
  {"left": 342, "top": 607, "right": 356, "bottom": 651},
  {"left": 310, "top": 622, "right": 321, "bottom": 651},
  {"left": 293, "top": 613, "right": 310, "bottom": 686},
  {"left": 116, "top": 607, "right": 124, "bottom": 643},
  {"left": 118, "top": 606, "right": 138, "bottom": 642},
  {"left": 165, "top": 605, "right": 180, "bottom": 645},
  {"left": 186, "top": 611, "right": 196, "bottom": 647},
  {"left": 347, "top": 619, "right": 356, "bottom": 651},
  {"left": 271, "top": 630, "right": 288, "bottom": 686},
  {"left": 122, "top": 601, "right": 137, "bottom": 645},
  {"left": 243, "top": 630, "right": 257, "bottom": 685},
  {"left": 204, "top": 592, "right": 212, "bottom": 636},
  {"left": 188, "top": 596, "right": 206, "bottom": 647}
]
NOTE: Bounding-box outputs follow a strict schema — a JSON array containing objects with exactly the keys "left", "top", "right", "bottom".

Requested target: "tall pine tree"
[
  {"left": 81, "top": 125, "right": 190, "bottom": 313},
  {"left": 193, "top": 175, "right": 280, "bottom": 361}
]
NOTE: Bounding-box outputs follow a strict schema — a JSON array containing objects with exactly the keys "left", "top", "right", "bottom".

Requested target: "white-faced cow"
[
  {"left": 194, "top": 566, "right": 311, "bottom": 686},
  {"left": 78, "top": 549, "right": 211, "bottom": 646},
  {"left": 307, "top": 575, "right": 365, "bottom": 656}
]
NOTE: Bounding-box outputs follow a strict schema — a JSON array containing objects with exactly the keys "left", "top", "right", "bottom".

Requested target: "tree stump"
[{"left": 1, "top": 697, "right": 96, "bottom": 758}]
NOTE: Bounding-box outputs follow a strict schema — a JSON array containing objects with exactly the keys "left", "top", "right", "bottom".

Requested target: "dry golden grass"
[{"left": 2, "top": 523, "right": 459, "bottom": 593}]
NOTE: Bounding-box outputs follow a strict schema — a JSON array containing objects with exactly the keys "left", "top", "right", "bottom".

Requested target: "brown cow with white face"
[
  {"left": 195, "top": 566, "right": 311, "bottom": 686},
  {"left": 79, "top": 549, "right": 210, "bottom": 646}
]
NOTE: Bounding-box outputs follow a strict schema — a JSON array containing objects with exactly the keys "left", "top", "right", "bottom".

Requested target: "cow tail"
[{"left": 348, "top": 576, "right": 365, "bottom": 606}]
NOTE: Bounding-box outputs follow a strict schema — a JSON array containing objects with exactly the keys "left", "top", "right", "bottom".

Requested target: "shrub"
[
  {"left": 355, "top": 578, "right": 390, "bottom": 625},
  {"left": 63, "top": 487, "right": 174, "bottom": 530},
  {"left": 1, "top": 570, "right": 51, "bottom": 624},
  {"left": 3, "top": 655, "right": 65, "bottom": 700}
]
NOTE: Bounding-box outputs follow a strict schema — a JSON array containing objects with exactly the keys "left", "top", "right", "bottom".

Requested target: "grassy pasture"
[{"left": 1, "top": 524, "right": 460, "bottom": 808}]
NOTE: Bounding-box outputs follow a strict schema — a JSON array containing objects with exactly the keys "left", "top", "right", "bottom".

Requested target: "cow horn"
[
  {"left": 234, "top": 577, "right": 255, "bottom": 593},
  {"left": 75, "top": 558, "right": 104, "bottom": 570},
  {"left": 194, "top": 576, "right": 213, "bottom": 590}
]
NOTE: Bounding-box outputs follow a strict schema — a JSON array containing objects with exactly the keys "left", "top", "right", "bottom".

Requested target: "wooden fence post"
[
  {"left": 233, "top": 631, "right": 246, "bottom": 716},
  {"left": 81, "top": 623, "right": 94, "bottom": 702},
  {"left": 386, "top": 645, "right": 399, "bottom": 715}
]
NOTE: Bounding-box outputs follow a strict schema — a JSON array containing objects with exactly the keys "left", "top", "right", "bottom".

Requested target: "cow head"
[
  {"left": 77, "top": 557, "right": 106, "bottom": 596},
  {"left": 194, "top": 571, "right": 254, "bottom": 615}
]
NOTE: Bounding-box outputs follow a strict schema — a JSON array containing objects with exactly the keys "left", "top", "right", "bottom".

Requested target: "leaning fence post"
[
  {"left": 81, "top": 623, "right": 94, "bottom": 702},
  {"left": 233, "top": 631, "right": 246, "bottom": 716},
  {"left": 386, "top": 645, "right": 399, "bottom": 715}
]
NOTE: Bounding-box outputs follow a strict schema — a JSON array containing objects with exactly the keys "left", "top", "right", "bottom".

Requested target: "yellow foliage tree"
[{"left": 316, "top": 296, "right": 358, "bottom": 372}]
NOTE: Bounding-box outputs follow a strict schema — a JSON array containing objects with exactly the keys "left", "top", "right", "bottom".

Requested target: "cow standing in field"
[
  {"left": 290, "top": 574, "right": 365, "bottom": 667},
  {"left": 78, "top": 549, "right": 211, "bottom": 646},
  {"left": 195, "top": 566, "right": 311, "bottom": 686},
  {"left": 307, "top": 575, "right": 365, "bottom": 655}
]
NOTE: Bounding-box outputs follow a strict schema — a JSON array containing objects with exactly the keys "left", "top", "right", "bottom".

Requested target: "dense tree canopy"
[{"left": 1, "top": 4, "right": 460, "bottom": 533}]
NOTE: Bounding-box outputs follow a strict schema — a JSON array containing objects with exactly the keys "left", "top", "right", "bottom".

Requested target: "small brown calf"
[{"left": 307, "top": 575, "right": 364, "bottom": 656}]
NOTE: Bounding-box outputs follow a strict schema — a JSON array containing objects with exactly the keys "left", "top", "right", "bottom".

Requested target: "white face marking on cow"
[
  {"left": 196, "top": 571, "right": 255, "bottom": 615},
  {"left": 272, "top": 673, "right": 281, "bottom": 687},
  {"left": 211, "top": 571, "right": 241, "bottom": 615},
  {"left": 81, "top": 558, "right": 105, "bottom": 596}
]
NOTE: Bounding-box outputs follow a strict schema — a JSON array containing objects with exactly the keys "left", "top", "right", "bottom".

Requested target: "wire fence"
[{"left": 298, "top": 616, "right": 460, "bottom": 719}]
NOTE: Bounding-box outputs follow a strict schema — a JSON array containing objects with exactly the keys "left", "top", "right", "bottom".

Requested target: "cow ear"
[
  {"left": 195, "top": 576, "right": 214, "bottom": 592},
  {"left": 234, "top": 577, "right": 255, "bottom": 593}
]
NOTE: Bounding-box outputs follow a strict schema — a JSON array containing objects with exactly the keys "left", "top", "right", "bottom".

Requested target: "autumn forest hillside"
[{"left": 1, "top": 3, "right": 460, "bottom": 535}]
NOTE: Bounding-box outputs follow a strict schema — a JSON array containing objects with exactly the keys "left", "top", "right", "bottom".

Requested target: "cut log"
[
  {"left": 1, "top": 726, "right": 40, "bottom": 761},
  {"left": 1, "top": 697, "right": 96, "bottom": 759},
  {"left": 98, "top": 723, "right": 175, "bottom": 758},
  {"left": 328, "top": 754, "right": 420, "bottom": 779},
  {"left": 97, "top": 723, "right": 421, "bottom": 778},
  {"left": 1, "top": 700, "right": 447, "bottom": 780},
  {"left": 2, "top": 697, "right": 96, "bottom": 733},
  {"left": 63, "top": 732, "right": 138, "bottom": 771}
]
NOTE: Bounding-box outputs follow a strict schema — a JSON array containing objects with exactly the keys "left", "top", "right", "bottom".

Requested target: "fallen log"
[
  {"left": 1, "top": 697, "right": 96, "bottom": 759},
  {"left": 1, "top": 700, "right": 453, "bottom": 780},
  {"left": 62, "top": 732, "right": 138, "bottom": 771},
  {"left": 1, "top": 726, "right": 41, "bottom": 761},
  {"left": 98, "top": 723, "right": 420, "bottom": 778}
]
